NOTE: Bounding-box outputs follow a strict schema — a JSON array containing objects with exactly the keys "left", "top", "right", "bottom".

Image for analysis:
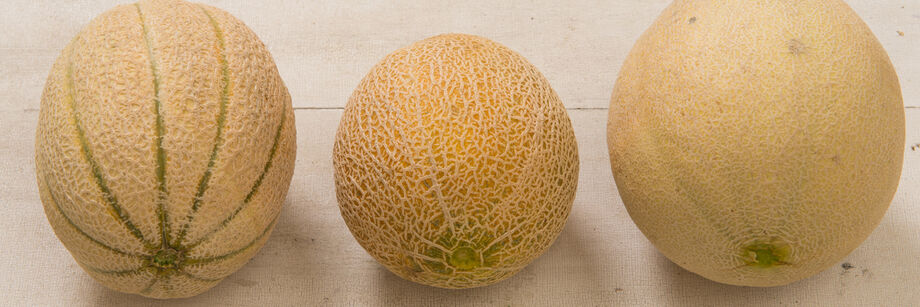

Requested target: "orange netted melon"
[
  {"left": 333, "top": 34, "right": 579, "bottom": 289},
  {"left": 35, "top": 0, "right": 296, "bottom": 298},
  {"left": 607, "top": 0, "right": 904, "bottom": 286}
]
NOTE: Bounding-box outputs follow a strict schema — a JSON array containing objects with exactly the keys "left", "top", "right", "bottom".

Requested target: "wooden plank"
[{"left": 3, "top": 1, "right": 916, "bottom": 110}]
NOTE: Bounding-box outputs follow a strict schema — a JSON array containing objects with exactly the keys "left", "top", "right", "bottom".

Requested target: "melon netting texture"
[
  {"left": 34, "top": 0, "right": 295, "bottom": 298},
  {"left": 334, "top": 34, "right": 579, "bottom": 288}
]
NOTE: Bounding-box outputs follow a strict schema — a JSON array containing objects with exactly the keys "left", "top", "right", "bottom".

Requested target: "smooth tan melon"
[
  {"left": 334, "top": 34, "right": 579, "bottom": 289},
  {"left": 608, "top": 0, "right": 904, "bottom": 287},
  {"left": 35, "top": 0, "right": 296, "bottom": 298}
]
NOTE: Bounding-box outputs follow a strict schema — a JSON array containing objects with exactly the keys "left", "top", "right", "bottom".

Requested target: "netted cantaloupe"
[
  {"left": 334, "top": 34, "right": 579, "bottom": 289},
  {"left": 607, "top": 0, "right": 904, "bottom": 286},
  {"left": 35, "top": 0, "right": 296, "bottom": 298}
]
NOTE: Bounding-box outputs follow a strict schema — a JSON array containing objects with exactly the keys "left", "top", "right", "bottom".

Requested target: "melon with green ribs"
[{"left": 34, "top": 0, "right": 296, "bottom": 298}]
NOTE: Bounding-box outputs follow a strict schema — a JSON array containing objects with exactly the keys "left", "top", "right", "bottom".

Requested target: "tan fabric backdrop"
[{"left": 1, "top": 0, "right": 917, "bottom": 305}]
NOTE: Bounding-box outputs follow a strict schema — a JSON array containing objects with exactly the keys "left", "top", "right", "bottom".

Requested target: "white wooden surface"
[{"left": 1, "top": 1, "right": 918, "bottom": 306}]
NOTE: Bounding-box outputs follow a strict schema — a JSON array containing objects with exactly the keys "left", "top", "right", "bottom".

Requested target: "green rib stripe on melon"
[
  {"left": 174, "top": 4, "right": 231, "bottom": 247},
  {"left": 65, "top": 51, "right": 157, "bottom": 251},
  {"left": 183, "top": 103, "right": 288, "bottom": 250},
  {"left": 42, "top": 176, "right": 145, "bottom": 258},
  {"left": 184, "top": 217, "right": 278, "bottom": 266},
  {"left": 177, "top": 270, "right": 222, "bottom": 282},
  {"left": 83, "top": 263, "right": 150, "bottom": 277},
  {"left": 135, "top": 3, "right": 172, "bottom": 249}
]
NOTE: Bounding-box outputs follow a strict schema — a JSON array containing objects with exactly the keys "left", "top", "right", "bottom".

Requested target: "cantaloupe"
[
  {"left": 607, "top": 0, "right": 904, "bottom": 286},
  {"left": 34, "top": 0, "right": 296, "bottom": 298},
  {"left": 333, "top": 34, "right": 579, "bottom": 289}
]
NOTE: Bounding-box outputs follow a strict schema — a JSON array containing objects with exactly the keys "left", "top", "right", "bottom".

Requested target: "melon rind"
[
  {"left": 334, "top": 34, "right": 579, "bottom": 289},
  {"left": 35, "top": 0, "right": 296, "bottom": 298},
  {"left": 607, "top": 0, "right": 904, "bottom": 287}
]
